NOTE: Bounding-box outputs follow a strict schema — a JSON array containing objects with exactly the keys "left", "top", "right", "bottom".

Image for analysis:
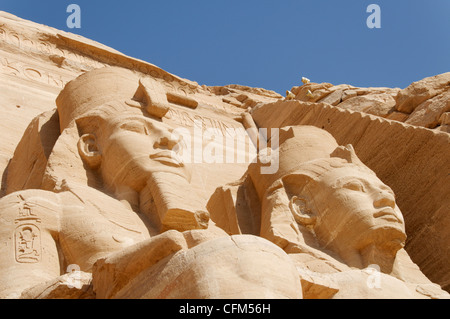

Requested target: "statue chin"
[{"left": 360, "top": 225, "right": 407, "bottom": 255}]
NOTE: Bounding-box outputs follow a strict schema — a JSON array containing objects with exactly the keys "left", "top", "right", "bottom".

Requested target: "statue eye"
[
  {"left": 120, "top": 122, "right": 149, "bottom": 135},
  {"left": 343, "top": 181, "right": 365, "bottom": 192}
]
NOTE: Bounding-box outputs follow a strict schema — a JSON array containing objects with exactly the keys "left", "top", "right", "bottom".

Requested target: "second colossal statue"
[{"left": 209, "top": 125, "right": 450, "bottom": 299}]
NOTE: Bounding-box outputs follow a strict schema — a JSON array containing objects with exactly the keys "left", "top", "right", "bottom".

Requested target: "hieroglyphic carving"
[
  {"left": 0, "top": 23, "right": 199, "bottom": 95},
  {"left": 54, "top": 33, "right": 200, "bottom": 95},
  {"left": 0, "top": 26, "right": 107, "bottom": 70},
  {"left": 14, "top": 225, "right": 41, "bottom": 264},
  {"left": 166, "top": 107, "right": 241, "bottom": 138},
  {"left": 0, "top": 56, "right": 73, "bottom": 89},
  {"left": 134, "top": 66, "right": 198, "bottom": 96},
  {"left": 14, "top": 195, "right": 41, "bottom": 264}
]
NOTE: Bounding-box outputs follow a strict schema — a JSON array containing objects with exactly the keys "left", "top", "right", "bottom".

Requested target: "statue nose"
[
  {"left": 373, "top": 189, "right": 396, "bottom": 209},
  {"left": 154, "top": 129, "right": 180, "bottom": 150}
]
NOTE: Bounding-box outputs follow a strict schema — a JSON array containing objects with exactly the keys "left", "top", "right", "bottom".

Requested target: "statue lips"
[
  {"left": 150, "top": 150, "right": 184, "bottom": 168},
  {"left": 373, "top": 209, "right": 402, "bottom": 224}
]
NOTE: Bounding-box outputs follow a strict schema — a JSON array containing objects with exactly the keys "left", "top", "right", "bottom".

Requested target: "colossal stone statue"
[
  {"left": 1, "top": 66, "right": 448, "bottom": 299},
  {"left": 1, "top": 11, "right": 448, "bottom": 300},
  {"left": 0, "top": 67, "right": 302, "bottom": 299},
  {"left": 209, "top": 125, "right": 450, "bottom": 299}
]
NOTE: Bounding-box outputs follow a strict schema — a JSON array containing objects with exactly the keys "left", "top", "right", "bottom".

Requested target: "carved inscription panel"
[{"left": 13, "top": 198, "right": 42, "bottom": 264}]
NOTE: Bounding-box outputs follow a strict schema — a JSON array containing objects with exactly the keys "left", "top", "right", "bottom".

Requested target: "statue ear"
[
  {"left": 289, "top": 196, "right": 316, "bottom": 226},
  {"left": 282, "top": 174, "right": 317, "bottom": 226},
  {"left": 78, "top": 134, "right": 102, "bottom": 169}
]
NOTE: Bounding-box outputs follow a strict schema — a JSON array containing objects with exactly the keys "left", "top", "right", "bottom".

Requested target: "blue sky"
[{"left": 1, "top": 0, "right": 449, "bottom": 94}]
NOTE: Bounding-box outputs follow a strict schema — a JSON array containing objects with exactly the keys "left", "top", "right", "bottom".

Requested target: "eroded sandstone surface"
[{"left": 0, "top": 11, "right": 449, "bottom": 299}]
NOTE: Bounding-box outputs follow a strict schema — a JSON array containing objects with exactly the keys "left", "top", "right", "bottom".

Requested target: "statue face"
[
  {"left": 288, "top": 165, "right": 406, "bottom": 253},
  {"left": 98, "top": 113, "right": 190, "bottom": 192}
]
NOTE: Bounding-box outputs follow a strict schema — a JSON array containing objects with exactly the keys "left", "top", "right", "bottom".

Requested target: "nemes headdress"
[
  {"left": 248, "top": 125, "right": 374, "bottom": 199},
  {"left": 56, "top": 67, "right": 174, "bottom": 132}
]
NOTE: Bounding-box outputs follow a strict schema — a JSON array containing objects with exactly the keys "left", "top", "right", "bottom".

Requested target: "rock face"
[
  {"left": 290, "top": 72, "right": 450, "bottom": 132},
  {"left": 0, "top": 11, "right": 449, "bottom": 299}
]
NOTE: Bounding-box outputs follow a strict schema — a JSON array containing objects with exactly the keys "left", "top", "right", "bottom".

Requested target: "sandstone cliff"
[{"left": 0, "top": 11, "right": 448, "bottom": 296}]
